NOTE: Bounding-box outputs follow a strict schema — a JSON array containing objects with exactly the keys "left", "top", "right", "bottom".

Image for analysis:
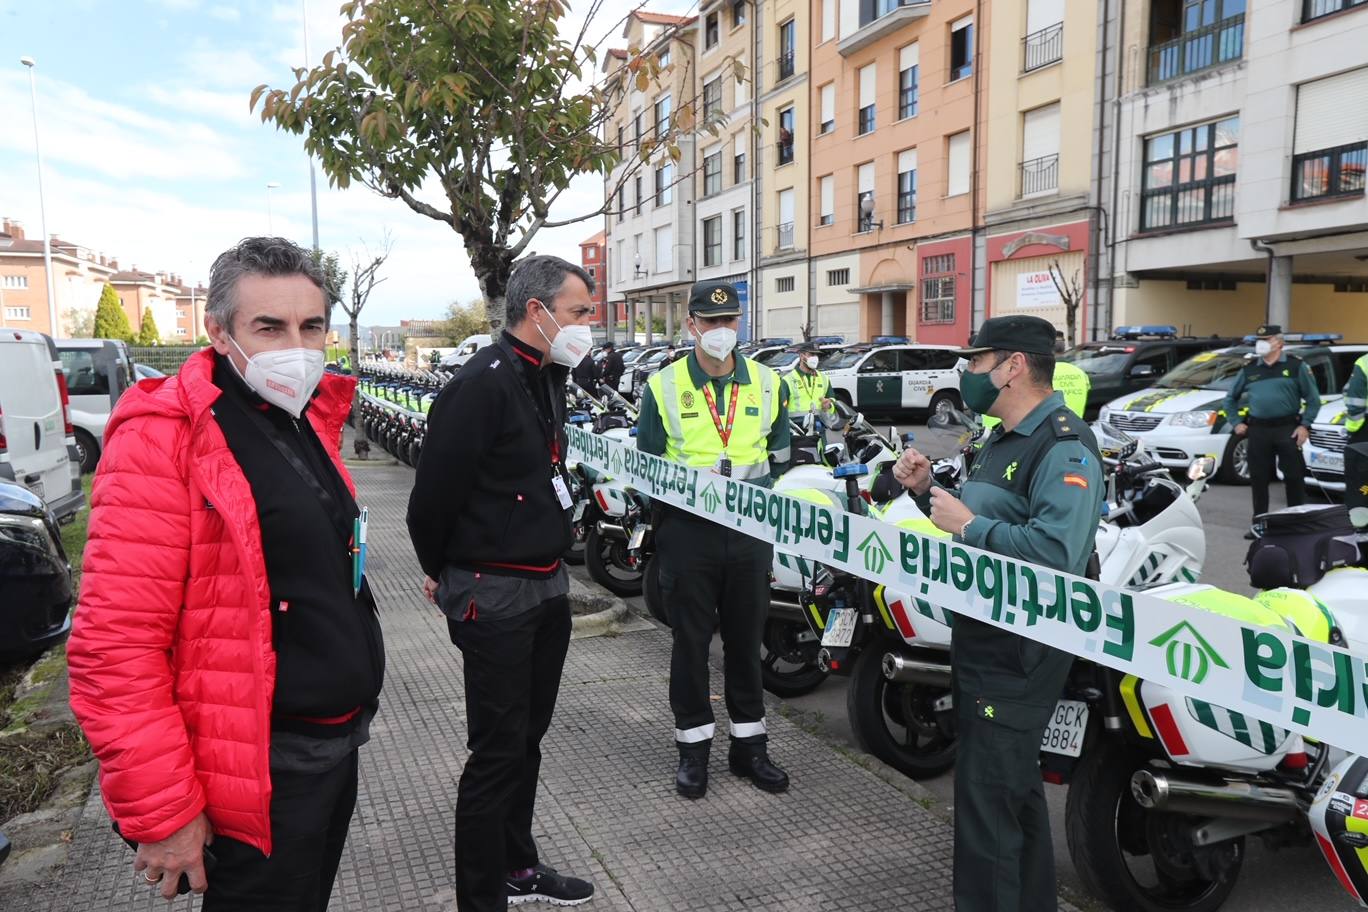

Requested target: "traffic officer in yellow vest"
[
  {"left": 784, "top": 342, "right": 832, "bottom": 418},
  {"left": 1342, "top": 351, "right": 1368, "bottom": 528},
  {"left": 636, "top": 280, "right": 792, "bottom": 799}
]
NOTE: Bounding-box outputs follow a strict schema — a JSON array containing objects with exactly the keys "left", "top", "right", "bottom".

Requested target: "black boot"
[
  {"left": 676, "top": 744, "right": 709, "bottom": 799},
  {"left": 729, "top": 741, "right": 789, "bottom": 794}
]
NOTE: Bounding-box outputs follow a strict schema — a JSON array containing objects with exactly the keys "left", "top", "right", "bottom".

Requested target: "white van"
[
  {"left": 440, "top": 334, "right": 492, "bottom": 369},
  {"left": 0, "top": 331, "right": 84, "bottom": 522},
  {"left": 54, "top": 338, "right": 135, "bottom": 473}
]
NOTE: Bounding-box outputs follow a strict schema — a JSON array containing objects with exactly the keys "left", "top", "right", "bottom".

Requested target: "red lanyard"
[{"left": 699, "top": 380, "right": 739, "bottom": 450}]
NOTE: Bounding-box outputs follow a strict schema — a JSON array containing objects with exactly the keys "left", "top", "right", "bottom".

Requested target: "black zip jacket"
[{"left": 407, "top": 332, "right": 572, "bottom": 580}]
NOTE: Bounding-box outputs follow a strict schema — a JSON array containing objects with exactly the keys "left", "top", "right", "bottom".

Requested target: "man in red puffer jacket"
[{"left": 68, "top": 237, "right": 384, "bottom": 911}]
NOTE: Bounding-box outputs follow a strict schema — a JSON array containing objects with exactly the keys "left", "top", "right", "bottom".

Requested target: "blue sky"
[{"left": 0, "top": 0, "right": 692, "bottom": 326}]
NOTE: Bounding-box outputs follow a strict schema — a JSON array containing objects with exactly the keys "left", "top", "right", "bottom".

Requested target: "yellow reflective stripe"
[
  {"left": 759, "top": 361, "right": 776, "bottom": 431},
  {"left": 873, "top": 586, "right": 897, "bottom": 630},
  {"left": 652, "top": 368, "right": 683, "bottom": 442},
  {"left": 1120, "top": 674, "right": 1155, "bottom": 740},
  {"left": 808, "top": 601, "right": 826, "bottom": 630}
]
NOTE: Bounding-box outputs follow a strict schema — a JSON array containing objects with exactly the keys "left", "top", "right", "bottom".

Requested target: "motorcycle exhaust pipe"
[
  {"left": 595, "top": 521, "right": 626, "bottom": 538},
  {"left": 881, "top": 652, "right": 952, "bottom": 688},
  {"left": 1130, "top": 770, "right": 1301, "bottom": 823}
]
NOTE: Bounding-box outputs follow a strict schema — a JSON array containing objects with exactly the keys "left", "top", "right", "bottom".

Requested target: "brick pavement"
[{"left": 20, "top": 455, "right": 1073, "bottom": 912}]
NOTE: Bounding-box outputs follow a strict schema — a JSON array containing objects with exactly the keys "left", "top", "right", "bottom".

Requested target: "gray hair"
[
  {"left": 206, "top": 237, "right": 328, "bottom": 331},
  {"left": 506, "top": 255, "right": 595, "bottom": 326}
]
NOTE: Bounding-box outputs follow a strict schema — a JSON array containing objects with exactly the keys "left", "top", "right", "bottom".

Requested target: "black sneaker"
[{"left": 506, "top": 864, "right": 594, "bottom": 907}]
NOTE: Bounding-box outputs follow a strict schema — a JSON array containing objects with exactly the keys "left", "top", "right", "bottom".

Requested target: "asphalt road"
[{"left": 593, "top": 416, "right": 1359, "bottom": 912}]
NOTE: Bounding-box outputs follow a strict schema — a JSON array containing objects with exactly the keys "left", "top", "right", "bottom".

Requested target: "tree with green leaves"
[
  {"left": 442, "top": 299, "right": 492, "bottom": 346},
  {"left": 93, "top": 284, "right": 135, "bottom": 342},
  {"left": 136, "top": 309, "right": 160, "bottom": 346},
  {"left": 252, "top": 0, "right": 734, "bottom": 335}
]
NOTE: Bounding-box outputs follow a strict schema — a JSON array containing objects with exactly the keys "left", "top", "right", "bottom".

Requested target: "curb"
[{"left": 570, "top": 600, "right": 631, "bottom": 638}]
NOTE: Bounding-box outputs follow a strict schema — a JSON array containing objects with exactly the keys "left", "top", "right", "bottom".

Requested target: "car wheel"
[
  {"left": 832, "top": 389, "right": 853, "bottom": 407},
  {"left": 73, "top": 429, "right": 100, "bottom": 474},
  {"left": 1216, "top": 435, "right": 1251, "bottom": 485}
]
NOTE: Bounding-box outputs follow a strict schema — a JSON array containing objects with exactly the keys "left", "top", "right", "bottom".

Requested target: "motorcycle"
[{"left": 572, "top": 383, "right": 652, "bottom": 597}]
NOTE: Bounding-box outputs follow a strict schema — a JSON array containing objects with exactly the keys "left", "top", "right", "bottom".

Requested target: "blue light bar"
[
  {"left": 833, "top": 463, "right": 870, "bottom": 478},
  {"left": 872, "top": 335, "right": 910, "bottom": 344},
  {"left": 1112, "top": 325, "right": 1177, "bottom": 339},
  {"left": 809, "top": 335, "right": 845, "bottom": 344}
]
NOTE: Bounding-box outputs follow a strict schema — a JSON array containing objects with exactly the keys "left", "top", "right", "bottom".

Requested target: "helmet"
[{"left": 1309, "top": 753, "right": 1368, "bottom": 904}]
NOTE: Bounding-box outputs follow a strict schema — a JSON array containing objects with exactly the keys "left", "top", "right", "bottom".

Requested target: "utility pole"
[{"left": 302, "top": 0, "right": 321, "bottom": 252}]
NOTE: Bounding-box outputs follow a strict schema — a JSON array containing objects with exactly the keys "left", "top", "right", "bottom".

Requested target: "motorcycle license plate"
[
  {"left": 821, "top": 607, "right": 859, "bottom": 648},
  {"left": 572, "top": 501, "right": 587, "bottom": 522},
  {"left": 1040, "top": 700, "right": 1088, "bottom": 757},
  {"left": 627, "top": 525, "right": 647, "bottom": 551},
  {"left": 1310, "top": 450, "right": 1344, "bottom": 473}
]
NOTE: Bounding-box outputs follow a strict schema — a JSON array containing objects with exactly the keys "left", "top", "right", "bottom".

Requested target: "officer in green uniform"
[
  {"left": 891, "top": 314, "right": 1104, "bottom": 912},
  {"left": 981, "top": 351, "right": 1089, "bottom": 432},
  {"left": 1220, "top": 324, "right": 1320, "bottom": 536},
  {"left": 1341, "top": 352, "right": 1368, "bottom": 528},
  {"left": 784, "top": 342, "right": 832, "bottom": 418},
  {"left": 636, "top": 280, "right": 793, "bottom": 799}
]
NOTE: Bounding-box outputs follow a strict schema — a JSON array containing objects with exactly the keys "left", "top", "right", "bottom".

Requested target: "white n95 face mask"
[
  {"left": 1255, "top": 340, "right": 1273, "bottom": 356},
  {"left": 805, "top": 355, "right": 821, "bottom": 369},
  {"left": 698, "top": 327, "right": 738, "bottom": 360},
  {"left": 537, "top": 307, "right": 594, "bottom": 367},
  {"left": 228, "top": 335, "right": 325, "bottom": 419}
]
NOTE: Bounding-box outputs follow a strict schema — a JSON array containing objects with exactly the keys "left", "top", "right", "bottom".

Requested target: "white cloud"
[{"left": 207, "top": 5, "right": 240, "bottom": 22}]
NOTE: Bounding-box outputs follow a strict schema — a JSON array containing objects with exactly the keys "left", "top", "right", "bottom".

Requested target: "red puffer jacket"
[{"left": 68, "top": 349, "right": 357, "bottom": 855}]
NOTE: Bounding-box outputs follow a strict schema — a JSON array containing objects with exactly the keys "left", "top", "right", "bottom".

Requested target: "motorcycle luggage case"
[{"left": 1246, "top": 504, "right": 1357, "bottom": 589}]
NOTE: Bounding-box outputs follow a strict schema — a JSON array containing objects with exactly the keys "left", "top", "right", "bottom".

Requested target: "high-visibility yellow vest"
[
  {"left": 648, "top": 355, "right": 780, "bottom": 481},
  {"left": 983, "top": 360, "right": 1090, "bottom": 430},
  {"left": 785, "top": 369, "right": 830, "bottom": 414},
  {"left": 1344, "top": 353, "right": 1368, "bottom": 434}
]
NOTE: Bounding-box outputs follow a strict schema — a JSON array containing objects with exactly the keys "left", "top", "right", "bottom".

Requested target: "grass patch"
[{"left": 59, "top": 475, "right": 94, "bottom": 599}]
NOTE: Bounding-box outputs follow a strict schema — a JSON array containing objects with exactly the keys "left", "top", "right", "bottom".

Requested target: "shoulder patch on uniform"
[
  {"left": 1051, "top": 409, "right": 1080, "bottom": 439},
  {"left": 1063, "top": 472, "right": 1089, "bottom": 489}
]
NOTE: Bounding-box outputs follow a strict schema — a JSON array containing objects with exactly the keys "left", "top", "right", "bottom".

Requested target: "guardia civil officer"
[
  {"left": 1341, "top": 352, "right": 1368, "bottom": 528},
  {"left": 636, "top": 280, "right": 792, "bottom": 799},
  {"left": 891, "top": 314, "right": 1104, "bottom": 912},
  {"left": 981, "top": 335, "right": 1090, "bottom": 432},
  {"left": 784, "top": 342, "right": 832, "bottom": 417},
  {"left": 1220, "top": 324, "right": 1320, "bottom": 538}
]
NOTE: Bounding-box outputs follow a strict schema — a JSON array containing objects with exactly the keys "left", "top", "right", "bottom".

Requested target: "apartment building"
[
  {"left": 1102, "top": 0, "right": 1368, "bottom": 338},
  {"left": 579, "top": 230, "right": 621, "bottom": 332},
  {"left": 111, "top": 269, "right": 188, "bottom": 341},
  {"left": 602, "top": 11, "right": 699, "bottom": 344},
  {"left": 0, "top": 218, "right": 117, "bottom": 337},
  {"left": 981, "top": 0, "right": 1100, "bottom": 345},
  {"left": 808, "top": 0, "right": 985, "bottom": 345}
]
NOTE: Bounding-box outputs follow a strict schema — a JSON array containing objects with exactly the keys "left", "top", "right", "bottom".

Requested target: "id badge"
[
  {"left": 715, "top": 455, "right": 732, "bottom": 478},
  {"left": 552, "top": 474, "right": 573, "bottom": 510}
]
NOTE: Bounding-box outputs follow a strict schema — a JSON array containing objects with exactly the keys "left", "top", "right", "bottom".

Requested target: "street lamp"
[
  {"left": 266, "top": 182, "right": 281, "bottom": 234},
  {"left": 20, "top": 56, "right": 57, "bottom": 337},
  {"left": 301, "top": 0, "right": 321, "bottom": 253}
]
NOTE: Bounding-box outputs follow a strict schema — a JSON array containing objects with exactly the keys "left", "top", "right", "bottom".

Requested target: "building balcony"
[
  {"left": 1020, "top": 154, "right": 1060, "bottom": 197},
  {"left": 775, "top": 52, "right": 796, "bottom": 84},
  {"left": 838, "top": 0, "right": 932, "bottom": 57},
  {"left": 1147, "top": 15, "right": 1244, "bottom": 85},
  {"left": 1292, "top": 142, "right": 1367, "bottom": 203},
  {"left": 1022, "top": 23, "right": 1063, "bottom": 73},
  {"left": 776, "top": 141, "right": 795, "bottom": 167},
  {"left": 776, "top": 222, "right": 795, "bottom": 251}
]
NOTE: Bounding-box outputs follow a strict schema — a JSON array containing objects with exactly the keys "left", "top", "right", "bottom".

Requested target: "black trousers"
[
  {"left": 655, "top": 510, "right": 772, "bottom": 749},
  {"left": 1346, "top": 435, "right": 1368, "bottom": 525},
  {"left": 202, "top": 751, "right": 358, "bottom": 912},
  {"left": 1247, "top": 421, "right": 1307, "bottom": 518},
  {"left": 449, "top": 595, "right": 571, "bottom": 912}
]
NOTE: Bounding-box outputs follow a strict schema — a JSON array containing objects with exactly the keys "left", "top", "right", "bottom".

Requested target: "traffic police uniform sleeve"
[
  {"left": 768, "top": 380, "right": 792, "bottom": 479},
  {"left": 635, "top": 382, "right": 668, "bottom": 456},
  {"left": 1220, "top": 368, "right": 1249, "bottom": 426},
  {"left": 961, "top": 440, "right": 1103, "bottom": 574},
  {"left": 1297, "top": 360, "right": 1321, "bottom": 427}
]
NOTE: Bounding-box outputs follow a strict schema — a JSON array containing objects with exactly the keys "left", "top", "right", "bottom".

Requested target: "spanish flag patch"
[{"left": 1063, "top": 473, "right": 1089, "bottom": 489}]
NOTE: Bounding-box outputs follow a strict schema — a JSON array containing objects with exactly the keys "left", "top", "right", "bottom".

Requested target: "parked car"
[
  {"left": 617, "top": 344, "right": 669, "bottom": 396},
  {"left": 54, "top": 338, "right": 135, "bottom": 473},
  {"left": 1060, "top": 325, "right": 1237, "bottom": 418},
  {"left": 439, "top": 333, "right": 492, "bottom": 369},
  {"left": 822, "top": 337, "right": 963, "bottom": 418},
  {"left": 1303, "top": 399, "right": 1348, "bottom": 493},
  {"left": 759, "top": 337, "right": 848, "bottom": 375},
  {"left": 1096, "top": 335, "right": 1366, "bottom": 484},
  {"left": 0, "top": 331, "right": 84, "bottom": 523},
  {"left": 0, "top": 477, "right": 73, "bottom": 663},
  {"left": 134, "top": 362, "right": 166, "bottom": 381}
]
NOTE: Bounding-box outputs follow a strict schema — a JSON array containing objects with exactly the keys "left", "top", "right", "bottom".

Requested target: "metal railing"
[
  {"left": 1292, "top": 142, "right": 1368, "bottom": 202},
  {"left": 776, "top": 222, "right": 795, "bottom": 250},
  {"left": 776, "top": 141, "right": 794, "bottom": 166},
  {"left": 1022, "top": 23, "right": 1063, "bottom": 72},
  {"left": 1019, "top": 154, "right": 1060, "bottom": 196},
  {"left": 1303, "top": 0, "right": 1367, "bottom": 22},
  {"left": 776, "top": 51, "right": 796, "bottom": 83},
  {"left": 1147, "top": 15, "right": 1244, "bottom": 84}
]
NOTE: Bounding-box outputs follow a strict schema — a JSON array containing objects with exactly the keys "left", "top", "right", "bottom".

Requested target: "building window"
[
  {"left": 822, "top": 0, "right": 837, "bottom": 41},
  {"left": 615, "top": 241, "right": 625, "bottom": 285},
  {"left": 586, "top": 247, "right": 597, "bottom": 261},
  {"left": 950, "top": 17, "right": 974, "bottom": 81},
  {"left": 898, "top": 46, "right": 919, "bottom": 119},
  {"left": 734, "top": 56, "right": 750, "bottom": 106},
  {"left": 655, "top": 225, "right": 673, "bottom": 273},
  {"left": 654, "top": 94, "right": 671, "bottom": 136},
  {"left": 734, "top": 146, "right": 746, "bottom": 183},
  {"left": 632, "top": 176, "right": 642, "bottom": 214},
  {"left": 1304, "top": 0, "right": 1368, "bottom": 20},
  {"left": 732, "top": 209, "right": 746, "bottom": 260},
  {"left": 856, "top": 162, "right": 875, "bottom": 231},
  {"left": 176, "top": 327, "right": 188, "bottom": 336},
  {"left": 616, "top": 185, "right": 625, "bottom": 222},
  {"left": 634, "top": 111, "right": 643, "bottom": 147},
  {"left": 819, "top": 175, "right": 835, "bottom": 226},
  {"left": 1023, "top": 24, "right": 1064, "bottom": 72},
  {"left": 703, "top": 77, "right": 722, "bottom": 119},
  {"left": 616, "top": 125, "right": 624, "bottom": 154},
  {"left": 777, "top": 188, "right": 796, "bottom": 249},
  {"left": 776, "top": 276, "right": 796, "bottom": 293},
  {"left": 703, "top": 216, "right": 722, "bottom": 267},
  {"left": 586, "top": 265, "right": 597, "bottom": 278},
  {"left": 857, "top": 64, "right": 876, "bottom": 135},
  {"left": 732, "top": 0, "right": 747, "bottom": 28},
  {"left": 921, "top": 254, "right": 956, "bottom": 324},
  {"left": 778, "top": 19, "right": 796, "bottom": 82},
  {"left": 702, "top": 150, "right": 722, "bottom": 196},
  {"left": 897, "top": 149, "right": 917, "bottom": 223},
  {"left": 1292, "top": 68, "right": 1368, "bottom": 201},
  {"left": 946, "top": 131, "right": 971, "bottom": 197},
  {"left": 860, "top": 0, "right": 927, "bottom": 29},
  {"left": 777, "top": 107, "right": 795, "bottom": 165},
  {"left": 1141, "top": 117, "right": 1239, "bottom": 231},
  {"left": 705, "top": 11, "right": 720, "bottom": 48},
  {"left": 819, "top": 83, "right": 836, "bottom": 134},
  {"left": 4, "top": 306, "right": 31, "bottom": 320},
  {"left": 655, "top": 162, "right": 675, "bottom": 205},
  {"left": 827, "top": 268, "right": 850, "bottom": 286},
  {"left": 1147, "top": 0, "right": 1245, "bottom": 85},
  {"left": 1, "top": 275, "right": 29, "bottom": 289},
  {"left": 1020, "top": 103, "right": 1061, "bottom": 196},
  {"left": 659, "top": 48, "right": 671, "bottom": 69}
]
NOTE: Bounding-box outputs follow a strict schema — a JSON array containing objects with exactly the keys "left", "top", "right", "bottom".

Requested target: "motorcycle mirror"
[
  {"left": 1186, "top": 455, "right": 1216, "bottom": 481},
  {"left": 927, "top": 412, "right": 951, "bottom": 430}
]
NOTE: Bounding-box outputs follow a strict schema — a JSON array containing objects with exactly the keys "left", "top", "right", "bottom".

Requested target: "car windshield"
[
  {"left": 642, "top": 350, "right": 671, "bottom": 365},
  {"left": 1061, "top": 347, "right": 1136, "bottom": 376},
  {"left": 824, "top": 349, "right": 870, "bottom": 370},
  {"left": 1155, "top": 350, "right": 1252, "bottom": 391},
  {"left": 766, "top": 351, "right": 799, "bottom": 369},
  {"left": 622, "top": 348, "right": 649, "bottom": 364}
]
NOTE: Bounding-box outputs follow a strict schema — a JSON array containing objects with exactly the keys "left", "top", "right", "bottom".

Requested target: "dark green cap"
[
  {"left": 1256, "top": 323, "right": 1283, "bottom": 337},
  {"left": 688, "top": 280, "right": 743, "bottom": 317},
  {"left": 954, "top": 314, "right": 1058, "bottom": 357}
]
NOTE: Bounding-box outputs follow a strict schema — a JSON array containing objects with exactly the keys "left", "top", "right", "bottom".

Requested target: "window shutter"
[
  {"left": 858, "top": 162, "right": 875, "bottom": 194},
  {"left": 948, "top": 132, "right": 971, "bottom": 196},
  {"left": 820, "top": 176, "right": 834, "bottom": 219},
  {"left": 899, "top": 43, "right": 919, "bottom": 72},
  {"left": 898, "top": 148, "right": 917, "bottom": 174},
  {"left": 1026, "top": 0, "right": 1064, "bottom": 34},
  {"left": 654, "top": 226, "right": 672, "bottom": 273},
  {"left": 1022, "top": 104, "right": 1061, "bottom": 161},
  {"left": 821, "top": 84, "right": 835, "bottom": 124},
  {"left": 1296, "top": 68, "right": 1368, "bottom": 154},
  {"left": 859, "top": 64, "right": 877, "bottom": 109},
  {"left": 779, "top": 189, "right": 796, "bottom": 224}
]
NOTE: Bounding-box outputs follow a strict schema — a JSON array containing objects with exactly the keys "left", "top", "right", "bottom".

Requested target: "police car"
[
  {"left": 756, "top": 337, "right": 848, "bottom": 376},
  {"left": 1304, "top": 399, "right": 1348, "bottom": 493},
  {"left": 1096, "top": 335, "right": 1366, "bottom": 484},
  {"left": 1060, "top": 325, "right": 1236, "bottom": 418},
  {"left": 821, "top": 336, "right": 962, "bottom": 418}
]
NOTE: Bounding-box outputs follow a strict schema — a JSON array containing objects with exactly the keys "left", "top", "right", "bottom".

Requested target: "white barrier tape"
[{"left": 567, "top": 424, "right": 1368, "bottom": 758}]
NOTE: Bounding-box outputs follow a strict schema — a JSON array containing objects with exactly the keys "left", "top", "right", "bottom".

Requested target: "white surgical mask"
[
  {"left": 1255, "top": 340, "right": 1273, "bottom": 356},
  {"left": 804, "top": 355, "right": 821, "bottom": 370},
  {"left": 697, "top": 326, "right": 738, "bottom": 360},
  {"left": 535, "top": 306, "right": 593, "bottom": 367},
  {"left": 227, "top": 334, "right": 325, "bottom": 419}
]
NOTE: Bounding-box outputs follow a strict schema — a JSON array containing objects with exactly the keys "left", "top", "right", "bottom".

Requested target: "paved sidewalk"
[{"left": 21, "top": 456, "right": 1069, "bottom": 912}]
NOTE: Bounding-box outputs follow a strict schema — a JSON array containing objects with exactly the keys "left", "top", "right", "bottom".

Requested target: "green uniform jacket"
[
  {"left": 1343, "top": 354, "right": 1368, "bottom": 435},
  {"left": 636, "top": 351, "right": 791, "bottom": 485},
  {"left": 982, "top": 361, "right": 1090, "bottom": 431},
  {"left": 1220, "top": 354, "right": 1320, "bottom": 427}
]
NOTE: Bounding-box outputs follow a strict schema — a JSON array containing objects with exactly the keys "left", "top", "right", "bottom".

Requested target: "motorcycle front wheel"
[
  {"left": 1065, "top": 740, "right": 1243, "bottom": 912},
  {"left": 761, "top": 618, "right": 828, "bottom": 698},
  {"left": 846, "top": 647, "right": 956, "bottom": 779},
  {"left": 585, "top": 526, "right": 645, "bottom": 597}
]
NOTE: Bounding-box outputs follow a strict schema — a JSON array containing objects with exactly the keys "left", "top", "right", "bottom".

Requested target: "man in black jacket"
[
  {"left": 407, "top": 255, "right": 596, "bottom": 911},
  {"left": 600, "top": 341, "right": 625, "bottom": 391},
  {"left": 571, "top": 343, "right": 600, "bottom": 392}
]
